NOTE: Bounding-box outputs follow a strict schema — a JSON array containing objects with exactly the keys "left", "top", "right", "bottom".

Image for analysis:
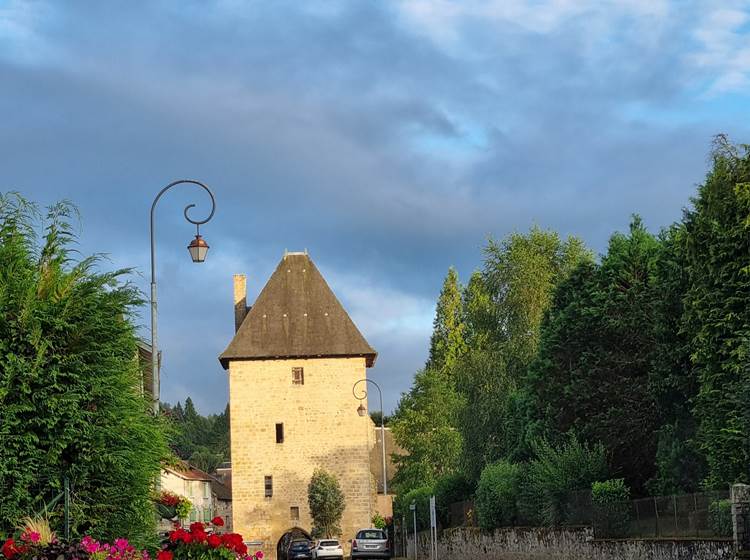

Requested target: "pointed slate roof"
[{"left": 219, "top": 253, "right": 377, "bottom": 369}]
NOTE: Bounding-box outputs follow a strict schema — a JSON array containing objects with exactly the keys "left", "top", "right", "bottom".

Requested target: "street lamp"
[
  {"left": 353, "top": 378, "right": 388, "bottom": 496},
  {"left": 150, "top": 179, "right": 216, "bottom": 416}
]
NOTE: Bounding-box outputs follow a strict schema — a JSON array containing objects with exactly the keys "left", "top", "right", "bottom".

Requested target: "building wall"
[
  {"left": 159, "top": 470, "right": 215, "bottom": 530},
  {"left": 229, "top": 357, "right": 375, "bottom": 560}
]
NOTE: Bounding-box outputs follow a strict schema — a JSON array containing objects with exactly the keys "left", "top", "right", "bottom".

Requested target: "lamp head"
[
  {"left": 188, "top": 234, "right": 209, "bottom": 263},
  {"left": 357, "top": 403, "right": 367, "bottom": 417}
]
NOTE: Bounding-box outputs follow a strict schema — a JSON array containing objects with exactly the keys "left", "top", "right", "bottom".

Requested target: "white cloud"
[
  {"left": 321, "top": 266, "right": 435, "bottom": 339},
  {"left": 690, "top": 5, "right": 750, "bottom": 94}
]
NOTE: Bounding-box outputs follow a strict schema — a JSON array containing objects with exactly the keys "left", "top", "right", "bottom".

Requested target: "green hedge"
[
  {"left": 592, "top": 479, "right": 631, "bottom": 538},
  {"left": 475, "top": 460, "right": 522, "bottom": 530},
  {"left": 708, "top": 499, "right": 732, "bottom": 537}
]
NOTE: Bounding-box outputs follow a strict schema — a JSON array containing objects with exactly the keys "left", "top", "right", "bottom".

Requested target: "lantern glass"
[
  {"left": 357, "top": 403, "right": 367, "bottom": 417},
  {"left": 188, "top": 235, "right": 209, "bottom": 263}
]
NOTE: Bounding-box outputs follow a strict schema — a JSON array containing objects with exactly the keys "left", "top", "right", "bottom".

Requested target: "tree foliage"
[
  {"left": 307, "top": 469, "right": 345, "bottom": 538},
  {"left": 426, "top": 267, "right": 466, "bottom": 372},
  {"left": 162, "top": 399, "right": 229, "bottom": 473},
  {"left": 683, "top": 136, "right": 750, "bottom": 487},
  {"left": 390, "top": 368, "right": 463, "bottom": 493},
  {"left": 527, "top": 217, "right": 662, "bottom": 492},
  {"left": 475, "top": 460, "right": 522, "bottom": 530},
  {"left": 0, "top": 194, "right": 169, "bottom": 545}
]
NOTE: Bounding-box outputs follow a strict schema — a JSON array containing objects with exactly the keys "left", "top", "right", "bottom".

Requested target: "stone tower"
[{"left": 219, "top": 252, "right": 378, "bottom": 560}]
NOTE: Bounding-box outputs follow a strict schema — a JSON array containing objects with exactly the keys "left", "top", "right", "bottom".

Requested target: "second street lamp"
[
  {"left": 353, "top": 378, "right": 388, "bottom": 496},
  {"left": 150, "top": 179, "right": 216, "bottom": 417}
]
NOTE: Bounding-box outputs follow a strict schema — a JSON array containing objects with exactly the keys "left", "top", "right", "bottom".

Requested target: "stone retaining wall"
[{"left": 410, "top": 526, "right": 734, "bottom": 560}]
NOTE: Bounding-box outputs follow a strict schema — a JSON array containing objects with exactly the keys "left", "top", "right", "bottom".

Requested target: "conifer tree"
[
  {"left": 683, "top": 136, "right": 750, "bottom": 487},
  {"left": 0, "top": 194, "right": 168, "bottom": 543},
  {"left": 426, "top": 267, "right": 466, "bottom": 372}
]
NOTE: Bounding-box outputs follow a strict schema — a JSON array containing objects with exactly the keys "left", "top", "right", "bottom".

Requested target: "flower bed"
[{"left": 2, "top": 518, "right": 262, "bottom": 560}]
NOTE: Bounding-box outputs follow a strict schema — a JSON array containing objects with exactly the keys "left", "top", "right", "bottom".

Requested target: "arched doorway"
[{"left": 276, "top": 527, "right": 312, "bottom": 560}]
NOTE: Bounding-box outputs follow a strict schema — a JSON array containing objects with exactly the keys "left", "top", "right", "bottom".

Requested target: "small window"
[
  {"left": 292, "top": 367, "right": 304, "bottom": 385},
  {"left": 290, "top": 506, "right": 300, "bottom": 520},
  {"left": 276, "top": 423, "right": 284, "bottom": 444},
  {"left": 264, "top": 475, "right": 273, "bottom": 497}
]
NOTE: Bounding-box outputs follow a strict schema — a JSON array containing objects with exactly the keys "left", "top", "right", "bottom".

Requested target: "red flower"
[
  {"left": 189, "top": 522, "right": 205, "bottom": 533},
  {"left": 169, "top": 530, "right": 183, "bottom": 543},
  {"left": 235, "top": 543, "right": 247, "bottom": 556},
  {"left": 157, "top": 551, "right": 173, "bottom": 560},
  {"left": 179, "top": 531, "right": 193, "bottom": 544},
  {"left": 192, "top": 530, "right": 207, "bottom": 543},
  {"left": 207, "top": 535, "right": 222, "bottom": 549},
  {"left": 211, "top": 516, "right": 224, "bottom": 527},
  {"left": 2, "top": 539, "right": 19, "bottom": 560}
]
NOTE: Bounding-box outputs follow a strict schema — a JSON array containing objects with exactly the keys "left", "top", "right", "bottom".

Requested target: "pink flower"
[
  {"left": 255, "top": 552, "right": 264, "bottom": 560},
  {"left": 81, "top": 536, "right": 101, "bottom": 554},
  {"left": 115, "top": 539, "right": 129, "bottom": 552}
]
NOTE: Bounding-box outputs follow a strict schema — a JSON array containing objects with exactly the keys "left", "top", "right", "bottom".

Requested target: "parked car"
[
  {"left": 350, "top": 529, "right": 389, "bottom": 559},
  {"left": 310, "top": 539, "right": 343, "bottom": 559},
  {"left": 287, "top": 539, "right": 313, "bottom": 560}
]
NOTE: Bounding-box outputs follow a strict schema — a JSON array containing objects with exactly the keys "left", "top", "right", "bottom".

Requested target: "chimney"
[{"left": 233, "top": 274, "right": 248, "bottom": 332}]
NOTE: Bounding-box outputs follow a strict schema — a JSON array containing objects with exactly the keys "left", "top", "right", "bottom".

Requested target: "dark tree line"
[
  {"left": 161, "top": 398, "right": 230, "bottom": 474},
  {"left": 392, "top": 136, "right": 750, "bottom": 525}
]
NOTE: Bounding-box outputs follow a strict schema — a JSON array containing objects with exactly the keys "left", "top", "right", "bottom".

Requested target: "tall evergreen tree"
[
  {"left": 527, "top": 217, "right": 662, "bottom": 492},
  {"left": 0, "top": 194, "right": 168, "bottom": 544},
  {"left": 683, "top": 136, "right": 750, "bottom": 487},
  {"left": 647, "top": 225, "right": 705, "bottom": 493},
  {"left": 426, "top": 267, "right": 466, "bottom": 372}
]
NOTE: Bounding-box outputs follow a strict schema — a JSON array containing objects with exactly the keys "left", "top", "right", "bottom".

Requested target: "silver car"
[{"left": 350, "top": 529, "right": 389, "bottom": 559}]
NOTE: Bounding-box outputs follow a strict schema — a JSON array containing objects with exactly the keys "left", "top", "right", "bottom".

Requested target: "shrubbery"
[
  {"left": 708, "top": 499, "right": 732, "bottom": 537},
  {"left": 475, "top": 461, "right": 522, "bottom": 530},
  {"left": 519, "top": 436, "right": 607, "bottom": 526},
  {"left": 433, "top": 473, "right": 473, "bottom": 527},
  {"left": 0, "top": 195, "right": 169, "bottom": 545},
  {"left": 394, "top": 487, "right": 433, "bottom": 531},
  {"left": 592, "top": 479, "right": 631, "bottom": 538}
]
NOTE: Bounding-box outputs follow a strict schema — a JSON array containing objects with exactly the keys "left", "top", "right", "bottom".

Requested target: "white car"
[{"left": 311, "top": 539, "right": 344, "bottom": 559}]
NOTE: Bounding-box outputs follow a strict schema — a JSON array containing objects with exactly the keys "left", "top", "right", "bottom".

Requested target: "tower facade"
[{"left": 219, "top": 253, "right": 377, "bottom": 560}]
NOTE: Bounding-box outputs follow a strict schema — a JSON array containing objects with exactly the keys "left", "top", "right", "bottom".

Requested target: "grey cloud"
[{"left": 2, "top": 1, "right": 748, "bottom": 412}]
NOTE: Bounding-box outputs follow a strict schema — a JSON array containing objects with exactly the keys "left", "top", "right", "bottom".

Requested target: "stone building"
[{"left": 219, "top": 252, "right": 379, "bottom": 559}]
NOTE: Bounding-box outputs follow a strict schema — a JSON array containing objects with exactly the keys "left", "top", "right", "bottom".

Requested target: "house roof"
[
  {"left": 219, "top": 253, "right": 377, "bottom": 369},
  {"left": 163, "top": 462, "right": 213, "bottom": 482},
  {"left": 208, "top": 474, "right": 232, "bottom": 501}
]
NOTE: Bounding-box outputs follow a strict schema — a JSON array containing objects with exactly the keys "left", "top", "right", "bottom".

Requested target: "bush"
[
  {"left": 475, "top": 461, "right": 522, "bottom": 530},
  {"left": 592, "top": 479, "right": 631, "bottom": 538},
  {"left": 395, "top": 487, "right": 433, "bottom": 531},
  {"left": 433, "top": 473, "right": 473, "bottom": 527},
  {"left": 708, "top": 499, "right": 732, "bottom": 537},
  {"left": 308, "top": 469, "right": 345, "bottom": 538},
  {"left": 0, "top": 195, "right": 169, "bottom": 546},
  {"left": 518, "top": 435, "right": 607, "bottom": 526}
]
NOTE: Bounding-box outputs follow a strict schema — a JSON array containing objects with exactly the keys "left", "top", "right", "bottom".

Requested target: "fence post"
[
  {"left": 654, "top": 496, "right": 659, "bottom": 538},
  {"left": 732, "top": 484, "right": 750, "bottom": 557},
  {"left": 673, "top": 494, "right": 678, "bottom": 535},
  {"left": 64, "top": 475, "right": 70, "bottom": 541}
]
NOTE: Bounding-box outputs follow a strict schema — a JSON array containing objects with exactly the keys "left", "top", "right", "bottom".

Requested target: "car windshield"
[
  {"left": 291, "top": 542, "right": 310, "bottom": 550},
  {"left": 320, "top": 541, "right": 338, "bottom": 546},
  {"left": 356, "top": 530, "right": 385, "bottom": 540}
]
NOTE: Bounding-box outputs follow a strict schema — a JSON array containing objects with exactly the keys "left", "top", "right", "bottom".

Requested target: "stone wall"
[
  {"left": 229, "top": 356, "right": 376, "bottom": 560},
  {"left": 410, "top": 526, "right": 734, "bottom": 560}
]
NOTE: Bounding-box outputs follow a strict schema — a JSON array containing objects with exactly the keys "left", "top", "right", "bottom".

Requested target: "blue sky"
[{"left": 2, "top": 0, "right": 750, "bottom": 414}]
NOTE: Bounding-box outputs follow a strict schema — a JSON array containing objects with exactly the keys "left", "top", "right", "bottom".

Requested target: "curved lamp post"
[
  {"left": 150, "top": 179, "right": 216, "bottom": 416},
  {"left": 353, "top": 378, "right": 388, "bottom": 496}
]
